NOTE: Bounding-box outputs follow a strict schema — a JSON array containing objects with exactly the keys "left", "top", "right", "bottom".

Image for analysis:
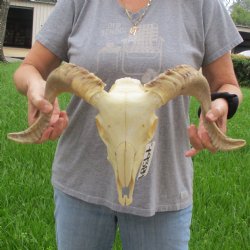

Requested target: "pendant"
[{"left": 130, "top": 26, "right": 138, "bottom": 35}]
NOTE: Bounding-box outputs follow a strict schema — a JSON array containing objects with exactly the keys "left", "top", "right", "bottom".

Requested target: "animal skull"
[{"left": 8, "top": 63, "right": 246, "bottom": 206}]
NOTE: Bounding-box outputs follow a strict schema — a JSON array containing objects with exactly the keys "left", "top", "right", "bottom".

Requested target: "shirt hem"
[
  {"left": 52, "top": 180, "right": 193, "bottom": 217},
  {"left": 36, "top": 35, "right": 68, "bottom": 62},
  {"left": 203, "top": 36, "right": 243, "bottom": 66}
]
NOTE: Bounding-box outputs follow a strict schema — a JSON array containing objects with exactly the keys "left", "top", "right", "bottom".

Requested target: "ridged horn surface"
[
  {"left": 144, "top": 64, "right": 246, "bottom": 151},
  {"left": 7, "top": 63, "right": 105, "bottom": 143}
]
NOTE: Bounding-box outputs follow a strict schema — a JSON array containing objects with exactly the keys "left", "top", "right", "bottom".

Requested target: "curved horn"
[
  {"left": 8, "top": 63, "right": 106, "bottom": 143},
  {"left": 144, "top": 65, "right": 246, "bottom": 151}
]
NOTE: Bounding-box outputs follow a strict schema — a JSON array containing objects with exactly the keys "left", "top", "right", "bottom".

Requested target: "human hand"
[
  {"left": 27, "top": 81, "right": 68, "bottom": 143},
  {"left": 185, "top": 98, "right": 228, "bottom": 157}
]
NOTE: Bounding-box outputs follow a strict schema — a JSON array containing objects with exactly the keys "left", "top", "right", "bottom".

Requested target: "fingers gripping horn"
[
  {"left": 144, "top": 65, "right": 246, "bottom": 151},
  {"left": 8, "top": 63, "right": 106, "bottom": 143}
]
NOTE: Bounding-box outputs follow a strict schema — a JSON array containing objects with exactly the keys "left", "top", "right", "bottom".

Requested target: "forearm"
[
  {"left": 13, "top": 41, "right": 62, "bottom": 96},
  {"left": 216, "top": 83, "right": 243, "bottom": 104},
  {"left": 202, "top": 52, "right": 243, "bottom": 104},
  {"left": 13, "top": 63, "right": 46, "bottom": 96}
]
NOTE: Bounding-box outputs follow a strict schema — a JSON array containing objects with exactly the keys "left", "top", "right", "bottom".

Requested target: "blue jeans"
[{"left": 54, "top": 189, "right": 192, "bottom": 250}]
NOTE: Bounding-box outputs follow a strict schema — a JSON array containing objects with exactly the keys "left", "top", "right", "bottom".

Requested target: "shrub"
[{"left": 232, "top": 54, "right": 250, "bottom": 87}]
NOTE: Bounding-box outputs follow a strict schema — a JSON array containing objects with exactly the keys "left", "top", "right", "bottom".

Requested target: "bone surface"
[{"left": 8, "top": 63, "right": 246, "bottom": 206}]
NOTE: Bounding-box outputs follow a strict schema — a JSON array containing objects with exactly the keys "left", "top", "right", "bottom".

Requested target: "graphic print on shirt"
[{"left": 96, "top": 23, "right": 165, "bottom": 83}]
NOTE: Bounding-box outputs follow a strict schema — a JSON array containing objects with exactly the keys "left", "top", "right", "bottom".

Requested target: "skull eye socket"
[
  {"left": 96, "top": 117, "right": 108, "bottom": 144},
  {"left": 147, "top": 117, "right": 158, "bottom": 141}
]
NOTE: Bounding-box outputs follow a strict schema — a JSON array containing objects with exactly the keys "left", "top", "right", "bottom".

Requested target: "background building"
[
  {"left": 4, "top": 0, "right": 56, "bottom": 50},
  {"left": 235, "top": 25, "right": 250, "bottom": 53}
]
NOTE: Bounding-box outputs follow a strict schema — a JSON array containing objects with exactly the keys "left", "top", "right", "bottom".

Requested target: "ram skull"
[{"left": 8, "top": 63, "right": 246, "bottom": 206}]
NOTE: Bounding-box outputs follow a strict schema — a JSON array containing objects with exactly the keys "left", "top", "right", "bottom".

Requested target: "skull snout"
[{"left": 116, "top": 142, "right": 135, "bottom": 187}]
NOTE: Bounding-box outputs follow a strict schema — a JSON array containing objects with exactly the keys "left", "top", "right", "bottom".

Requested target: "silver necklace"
[{"left": 124, "top": 0, "right": 152, "bottom": 35}]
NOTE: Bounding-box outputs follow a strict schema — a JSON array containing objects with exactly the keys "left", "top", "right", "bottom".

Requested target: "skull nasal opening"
[{"left": 122, "top": 187, "right": 130, "bottom": 197}]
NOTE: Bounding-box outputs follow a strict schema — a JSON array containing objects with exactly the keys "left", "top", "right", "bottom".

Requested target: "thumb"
[
  {"left": 31, "top": 96, "right": 53, "bottom": 114},
  {"left": 206, "top": 98, "right": 228, "bottom": 122},
  {"left": 28, "top": 96, "right": 53, "bottom": 126},
  {"left": 206, "top": 109, "right": 219, "bottom": 122}
]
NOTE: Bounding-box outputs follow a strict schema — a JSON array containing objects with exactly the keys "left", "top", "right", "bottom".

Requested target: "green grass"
[
  {"left": 189, "top": 91, "right": 250, "bottom": 250},
  {"left": 0, "top": 62, "right": 249, "bottom": 249}
]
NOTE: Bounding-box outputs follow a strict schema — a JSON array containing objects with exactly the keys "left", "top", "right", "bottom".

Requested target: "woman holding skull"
[{"left": 12, "top": 0, "right": 243, "bottom": 249}]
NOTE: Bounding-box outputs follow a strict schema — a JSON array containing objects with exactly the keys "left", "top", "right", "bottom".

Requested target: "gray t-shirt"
[{"left": 36, "top": 0, "right": 242, "bottom": 216}]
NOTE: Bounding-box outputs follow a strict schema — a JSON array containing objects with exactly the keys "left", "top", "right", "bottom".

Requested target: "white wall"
[{"left": 10, "top": 0, "right": 55, "bottom": 44}]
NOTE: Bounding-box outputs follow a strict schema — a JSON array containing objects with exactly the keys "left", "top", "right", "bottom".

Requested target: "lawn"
[{"left": 0, "top": 62, "right": 249, "bottom": 250}]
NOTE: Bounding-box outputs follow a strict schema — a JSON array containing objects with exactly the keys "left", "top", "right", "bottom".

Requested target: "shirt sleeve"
[
  {"left": 202, "top": 0, "right": 243, "bottom": 66},
  {"left": 36, "top": 0, "right": 75, "bottom": 62}
]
